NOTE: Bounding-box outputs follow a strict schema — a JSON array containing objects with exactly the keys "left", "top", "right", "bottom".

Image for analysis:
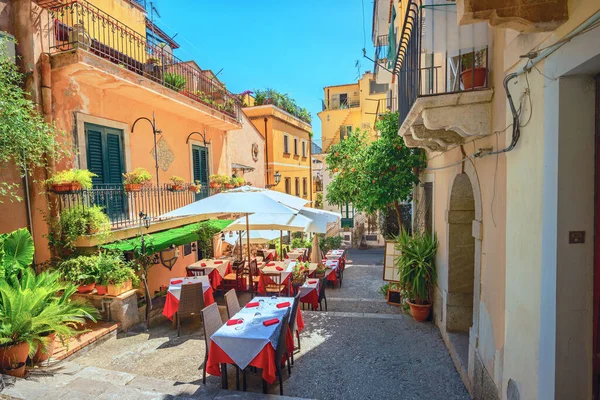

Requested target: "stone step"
[
  {"left": 51, "top": 321, "right": 119, "bottom": 361},
  {"left": 1, "top": 362, "right": 314, "bottom": 400}
]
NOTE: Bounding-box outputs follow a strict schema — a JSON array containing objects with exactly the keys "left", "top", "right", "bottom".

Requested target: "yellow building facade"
[
  {"left": 318, "top": 72, "right": 389, "bottom": 153},
  {"left": 244, "top": 106, "right": 313, "bottom": 201}
]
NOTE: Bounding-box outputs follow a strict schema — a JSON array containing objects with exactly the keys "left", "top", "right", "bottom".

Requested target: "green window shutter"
[
  {"left": 192, "top": 145, "right": 209, "bottom": 185},
  {"left": 86, "top": 128, "right": 105, "bottom": 185},
  {"left": 388, "top": 7, "right": 397, "bottom": 69},
  {"left": 106, "top": 131, "right": 124, "bottom": 186}
]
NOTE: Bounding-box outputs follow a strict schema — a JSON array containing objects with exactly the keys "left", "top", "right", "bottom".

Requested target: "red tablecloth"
[
  {"left": 257, "top": 273, "right": 291, "bottom": 295},
  {"left": 300, "top": 288, "right": 319, "bottom": 310},
  {"left": 207, "top": 310, "right": 303, "bottom": 384},
  {"left": 162, "top": 288, "right": 215, "bottom": 320},
  {"left": 208, "top": 264, "right": 232, "bottom": 290}
]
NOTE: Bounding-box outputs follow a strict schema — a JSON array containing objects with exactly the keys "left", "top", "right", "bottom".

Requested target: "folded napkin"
[
  {"left": 214, "top": 261, "right": 223, "bottom": 265},
  {"left": 267, "top": 262, "right": 275, "bottom": 266},
  {"left": 171, "top": 279, "right": 183, "bottom": 284},
  {"left": 276, "top": 302, "right": 291, "bottom": 308},
  {"left": 308, "top": 280, "right": 317, "bottom": 284},
  {"left": 246, "top": 302, "right": 259, "bottom": 308},
  {"left": 275, "top": 266, "right": 283, "bottom": 271},
  {"left": 201, "top": 263, "right": 207, "bottom": 267},
  {"left": 226, "top": 319, "right": 243, "bottom": 326},
  {"left": 263, "top": 318, "right": 279, "bottom": 327}
]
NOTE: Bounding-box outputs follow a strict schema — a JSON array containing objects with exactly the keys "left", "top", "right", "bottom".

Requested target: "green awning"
[{"left": 101, "top": 219, "right": 232, "bottom": 253}]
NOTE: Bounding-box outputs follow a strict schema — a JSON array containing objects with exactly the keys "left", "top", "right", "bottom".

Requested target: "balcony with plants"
[
  {"left": 321, "top": 92, "right": 360, "bottom": 111},
  {"left": 393, "top": 0, "right": 494, "bottom": 152},
  {"left": 249, "top": 89, "right": 312, "bottom": 124},
  {"left": 47, "top": 169, "right": 249, "bottom": 247},
  {"left": 46, "top": 0, "right": 242, "bottom": 127}
]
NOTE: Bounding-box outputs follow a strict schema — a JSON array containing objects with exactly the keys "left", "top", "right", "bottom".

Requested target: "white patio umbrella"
[
  {"left": 223, "top": 207, "right": 341, "bottom": 260},
  {"left": 160, "top": 186, "right": 310, "bottom": 262},
  {"left": 224, "top": 230, "right": 281, "bottom": 245}
]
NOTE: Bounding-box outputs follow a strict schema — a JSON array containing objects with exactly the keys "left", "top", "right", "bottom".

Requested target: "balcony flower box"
[
  {"left": 51, "top": 182, "right": 82, "bottom": 193},
  {"left": 124, "top": 183, "right": 142, "bottom": 192},
  {"left": 168, "top": 176, "right": 186, "bottom": 192}
]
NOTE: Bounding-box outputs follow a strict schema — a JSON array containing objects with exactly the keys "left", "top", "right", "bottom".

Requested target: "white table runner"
[
  {"left": 168, "top": 276, "right": 210, "bottom": 301},
  {"left": 210, "top": 296, "right": 294, "bottom": 370}
]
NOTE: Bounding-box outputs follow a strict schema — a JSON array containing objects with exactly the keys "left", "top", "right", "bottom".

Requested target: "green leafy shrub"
[
  {"left": 395, "top": 230, "right": 438, "bottom": 305},
  {"left": 164, "top": 73, "right": 187, "bottom": 91},
  {"left": 319, "top": 235, "right": 343, "bottom": 253},
  {"left": 50, "top": 206, "right": 111, "bottom": 252},
  {"left": 0, "top": 228, "right": 35, "bottom": 280},
  {"left": 290, "top": 237, "right": 311, "bottom": 249},
  {"left": 46, "top": 169, "right": 96, "bottom": 189},
  {"left": 56, "top": 255, "right": 99, "bottom": 286},
  {"left": 96, "top": 252, "right": 139, "bottom": 286}
]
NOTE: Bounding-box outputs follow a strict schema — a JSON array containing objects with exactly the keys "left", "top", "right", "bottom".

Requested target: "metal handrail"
[{"left": 47, "top": 0, "right": 242, "bottom": 121}]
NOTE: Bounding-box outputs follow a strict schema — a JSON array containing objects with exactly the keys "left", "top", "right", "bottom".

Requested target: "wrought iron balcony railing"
[
  {"left": 56, "top": 185, "right": 220, "bottom": 230},
  {"left": 374, "top": 34, "right": 389, "bottom": 70},
  {"left": 322, "top": 93, "right": 360, "bottom": 111},
  {"left": 47, "top": 0, "right": 241, "bottom": 121},
  {"left": 395, "top": 0, "right": 490, "bottom": 124}
]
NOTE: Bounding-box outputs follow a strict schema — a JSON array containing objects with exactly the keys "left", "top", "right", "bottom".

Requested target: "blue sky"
[{"left": 151, "top": 0, "right": 376, "bottom": 146}]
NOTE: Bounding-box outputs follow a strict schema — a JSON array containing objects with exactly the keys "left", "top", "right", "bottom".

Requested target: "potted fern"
[
  {"left": 395, "top": 230, "right": 438, "bottom": 322},
  {"left": 122, "top": 167, "right": 152, "bottom": 192}
]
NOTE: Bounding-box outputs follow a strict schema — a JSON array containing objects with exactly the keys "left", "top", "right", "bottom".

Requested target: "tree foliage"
[
  {"left": 0, "top": 41, "right": 69, "bottom": 202},
  {"left": 325, "top": 112, "right": 426, "bottom": 232}
]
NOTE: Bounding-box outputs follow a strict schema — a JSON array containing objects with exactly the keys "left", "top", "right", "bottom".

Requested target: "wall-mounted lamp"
[
  {"left": 220, "top": 233, "right": 226, "bottom": 242},
  {"left": 266, "top": 171, "right": 281, "bottom": 188},
  {"left": 152, "top": 254, "right": 160, "bottom": 264},
  {"left": 191, "top": 242, "right": 197, "bottom": 252}
]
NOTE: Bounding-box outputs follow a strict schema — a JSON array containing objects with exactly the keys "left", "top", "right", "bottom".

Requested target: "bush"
[
  {"left": 164, "top": 73, "right": 187, "bottom": 91},
  {"left": 290, "top": 237, "right": 311, "bottom": 249},
  {"left": 56, "top": 255, "right": 99, "bottom": 285},
  {"left": 96, "top": 252, "right": 139, "bottom": 286},
  {"left": 319, "top": 235, "right": 343, "bottom": 253},
  {"left": 48, "top": 206, "right": 111, "bottom": 254},
  {"left": 122, "top": 167, "right": 152, "bottom": 185},
  {"left": 46, "top": 169, "right": 96, "bottom": 189}
]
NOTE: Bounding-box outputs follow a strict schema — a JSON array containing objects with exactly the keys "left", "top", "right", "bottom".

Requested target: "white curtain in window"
[{"left": 422, "top": 0, "right": 488, "bottom": 57}]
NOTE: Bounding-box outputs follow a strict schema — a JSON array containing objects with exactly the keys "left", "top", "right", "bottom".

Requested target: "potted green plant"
[
  {"left": 122, "top": 167, "right": 152, "bottom": 192},
  {"left": 164, "top": 72, "right": 187, "bottom": 92},
  {"left": 395, "top": 230, "right": 438, "bottom": 322},
  {"left": 292, "top": 262, "right": 308, "bottom": 285},
  {"left": 46, "top": 169, "right": 96, "bottom": 193},
  {"left": 460, "top": 49, "right": 487, "bottom": 89},
  {"left": 0, "top": 229, "right": 99, "bottom": 375},
  {"left": 188, "top": 180, "right": 202, "bottom": 193},
  {"left": 233, "top": 176, "right": 245, "bottom": 187},
  {"left": 57, "top": 255, "right": 100, "bottom": 293},
  {"left": 168, "top": 175, "right": 186, "bottom": 192},
  {"left": 314, "top": 263, "right": 327, "bottom": 279},
  {"left": 96, "top": 252, "right": 139, "bottom": 296}
]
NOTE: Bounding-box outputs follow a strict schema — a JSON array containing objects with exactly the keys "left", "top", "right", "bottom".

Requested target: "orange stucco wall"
[{"left": 50, "top": 70, "right": 230, "bottom": 186}]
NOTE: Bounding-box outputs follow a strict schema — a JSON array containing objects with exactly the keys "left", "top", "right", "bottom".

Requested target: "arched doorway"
[{"left": 446, "top": 173, "right": 475, "bottom": 333}]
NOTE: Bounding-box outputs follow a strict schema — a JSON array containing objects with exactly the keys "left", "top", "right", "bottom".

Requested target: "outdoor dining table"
[
  {"left": 186, "top": 258, "right": 233, "bottom": 290},
  {"left": 297, "top": 277, "right": 320, "bottom": 310},
  {"left": 258, "top": 261, "right": 294, "bottom": 295},
  {"left": 162, "top": 276, "right": 215, "bottom": 320},
  {"left": 286, "top": 251, "right": 304, "bottom": 261},
  {"left": 261, "top": 249, "right": 277, "bottom": 261},
  {"left": 322, "top": 259, "right": 341, "bottom": 286},
  {"left": 325, "top": 249, "right": 346, "bottom": 260},
  {"left": 206, "top": 296, "right": 305, "bottom": 386}
]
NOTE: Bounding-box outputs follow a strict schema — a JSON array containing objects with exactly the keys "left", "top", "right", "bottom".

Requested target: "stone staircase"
[{"left": 0, "top": 361, "right": 313, "bottom": 400}]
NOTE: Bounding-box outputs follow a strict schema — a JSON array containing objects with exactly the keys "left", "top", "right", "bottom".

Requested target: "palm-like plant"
[
  {"left": 0, "top": 268, "right": 99, "bottom": 355},
  {"left": 395, "top": 230, "right": 438, "bottom": 305}
]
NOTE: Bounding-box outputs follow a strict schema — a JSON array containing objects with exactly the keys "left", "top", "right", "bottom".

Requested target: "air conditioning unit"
[{"left": 0, "top": 32, "right": 15, "bottom": 62}]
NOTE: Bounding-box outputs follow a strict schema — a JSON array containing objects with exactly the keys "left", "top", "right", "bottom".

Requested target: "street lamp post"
[{"left": 138, "top": 211, "right": 152, "bottom": 329}]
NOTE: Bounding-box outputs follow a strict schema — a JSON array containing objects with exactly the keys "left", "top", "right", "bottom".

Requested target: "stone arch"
[{"left": 446, "top": 173, "right": 476, "bottom": 332}]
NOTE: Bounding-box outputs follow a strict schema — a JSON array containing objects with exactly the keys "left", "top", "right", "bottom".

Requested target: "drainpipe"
[
  {"left": 264, "top": 117, "right": 269, "bottom": 186},
  {"left": 309, "top": 138, "right": 313, "bottom": 203}
]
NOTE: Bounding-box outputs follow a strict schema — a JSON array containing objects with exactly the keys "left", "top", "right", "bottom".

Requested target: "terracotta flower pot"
[
  {"left": 168, "top": 185, "right": 184, "bottom": 192},
  {"left": 408, "top": 301, "right": 432, "bottom": 322},
  {"left": 51, "top": 182, "right": 82, "bottom": 193},
  {"left": 209, "top": 182, "right": 219, "bottom": 188},
  {"left": 124, "top": 183, "right": 142, "bottom": 192},
  {"left": 32, "top": 332, "right": 57, "bottom": 365},
  {"left": 0, "top": 342, "right": 30, "bottom": 377},
  {"left": 77, "top": 282, "right": 96, "bottom": 293},
  {"left": 107, "top": 280, "right": 132, "bottom": 296},
  {"left": 96, "top": 285, "right": 108, "bottom": 295},
  {"left": 225, "top": 183, "right": 234, "bottom": 189},
  {"left": 460, "top": 67, "right": 487, "bottom": 89}
]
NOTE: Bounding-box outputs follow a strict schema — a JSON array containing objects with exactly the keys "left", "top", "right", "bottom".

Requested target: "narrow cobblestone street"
[{"left": 1, "top": 249, "right": 468, "bottom": 400}]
